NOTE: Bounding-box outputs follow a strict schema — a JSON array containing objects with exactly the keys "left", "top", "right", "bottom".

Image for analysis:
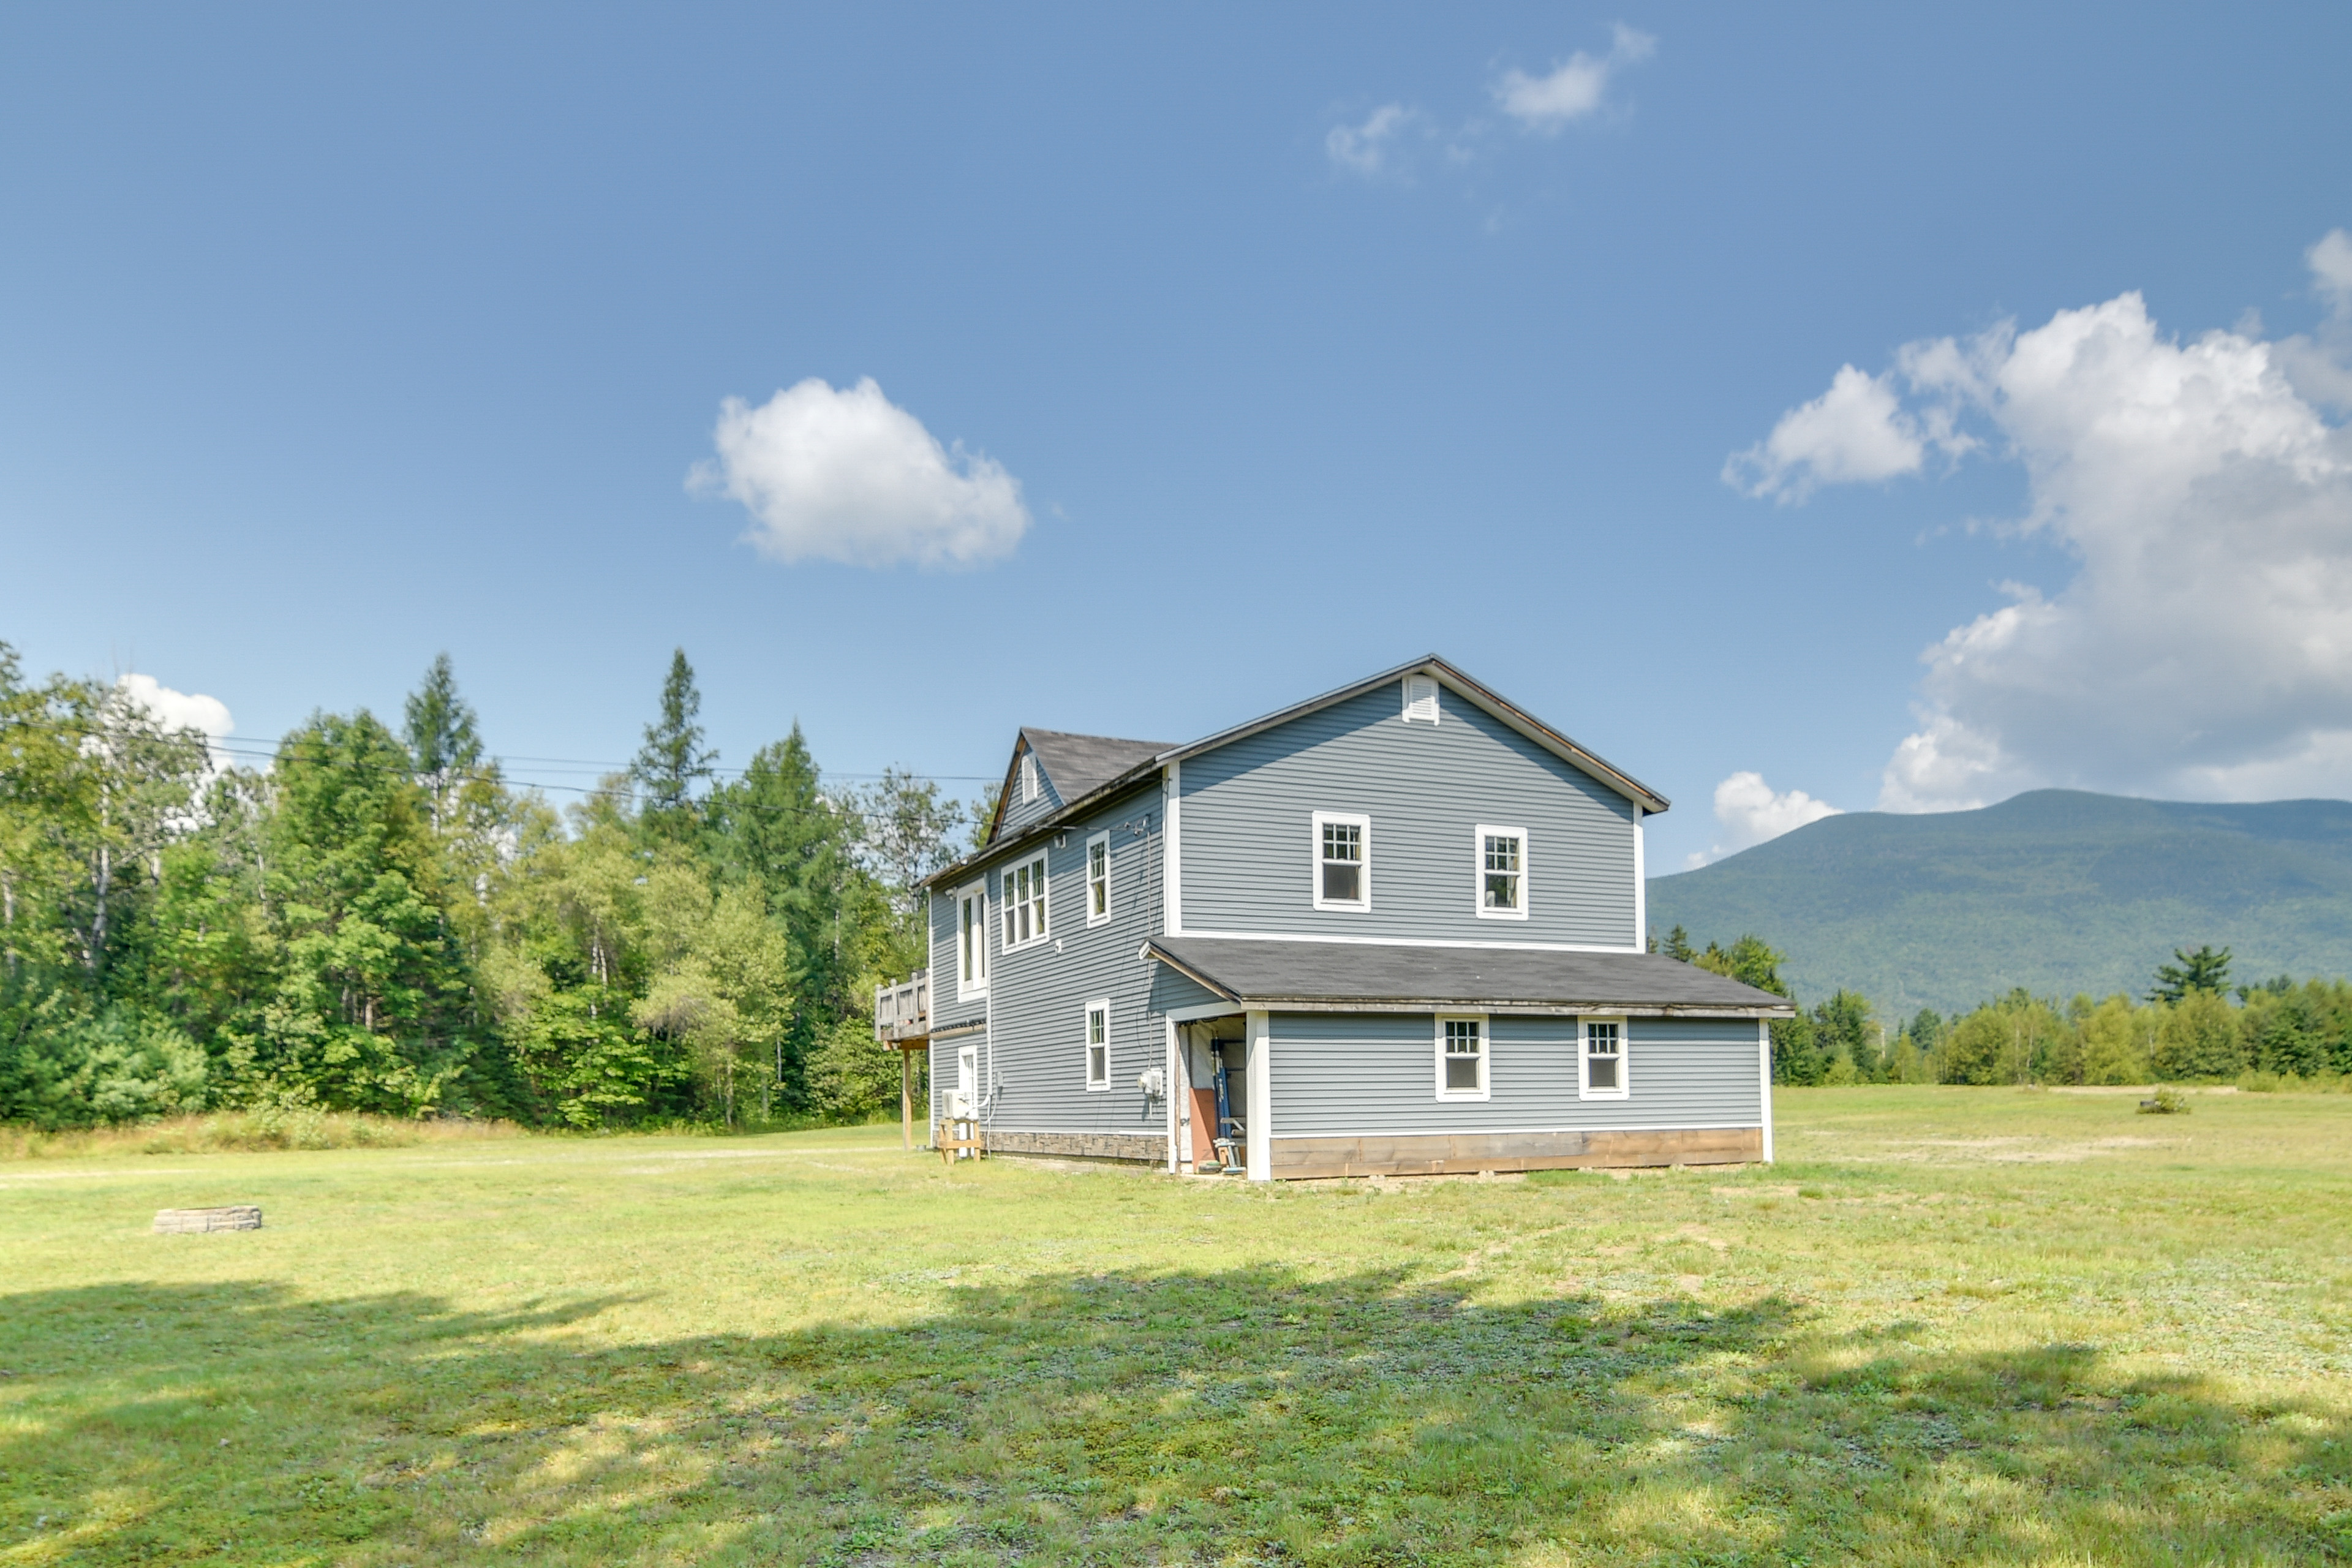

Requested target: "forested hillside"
[
  {"left": 0, "top": 643, "right": 970, "bottom": 1129},
  {"left": 1646, "top": 790, "right": 2352, "bottom": 1016}
]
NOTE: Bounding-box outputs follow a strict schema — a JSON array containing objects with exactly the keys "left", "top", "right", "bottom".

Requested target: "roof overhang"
[{"left": 1143, "top": 936, "right": 1795, "bottom": 1019}]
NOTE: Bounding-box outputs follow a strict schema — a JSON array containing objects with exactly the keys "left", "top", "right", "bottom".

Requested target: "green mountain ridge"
[{"left": 1643, "top": 789, "right": 2352, "bottom": 1016}]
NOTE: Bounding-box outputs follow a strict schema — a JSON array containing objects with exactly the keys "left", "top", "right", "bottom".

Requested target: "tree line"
[
  {"left": 1656, "top": 925, "right": 2352, "bottom": 1087},
  {"left": 0, "top": 644, "right": 974, "bottom": 1129}
]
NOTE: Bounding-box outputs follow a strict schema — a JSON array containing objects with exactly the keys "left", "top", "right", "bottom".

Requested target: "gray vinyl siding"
[
  {"left": 929, "top": 880, "right": 988, "bottom": 1035},
  {"left": 974, "top": 782, "right": 1174, "bottom": 1139},
  {"left": 997, "top": 748, "right": 1065, "bottom": 839},
  {"left": 1267, "top": 1014, "right": 1762, "bottom": 1137},
  {"left": 1178, "top": 680, "right": 1639, "bottom": 948}
]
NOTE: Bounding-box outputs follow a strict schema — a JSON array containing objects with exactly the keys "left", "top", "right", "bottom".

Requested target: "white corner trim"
[
  {"left": 1310, "top": 809, "right": 1371, "bottom": 913},
  {"left": 1434, "top": 1012, "right": 1492, "bottom": 1102},
  {"left": 1758, "top": 1017, "right": 1775, "bottom": 1163},
  {"left": 1632, "top": 806, "right": 1646, "bottom": 949},
  {"left": 1163, "top": 761, "right": 1183, "bottom": 936},
  {"left": 1246, "top": 1009, "right": 1271, "bottom": 1182},
  {"left": 1085, "top": 829, "right": 1113, "bottom": 928},
  {"left": 1472, "top": 823, "right": 1530, "bottom": 922}
]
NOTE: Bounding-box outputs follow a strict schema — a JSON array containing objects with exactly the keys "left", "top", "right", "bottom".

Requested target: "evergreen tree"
[
  {"left": 403, "top": 653, "right": 482, "bottom": 780},
  {"left": 631, "top": 649, "right": 715, "bottom": 834},
  {"left": 2149, "top": 944, "right": 2232, "bottom": 1003},
  {"left": 705, "top": 728, "right": 860, "bottom": 1107},
  {"left": 402, "top": 653, "right": 484, "bottom": 838}
]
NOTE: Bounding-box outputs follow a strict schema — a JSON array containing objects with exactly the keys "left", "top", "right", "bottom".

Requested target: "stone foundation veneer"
[{"left": 980, "top": 1129, "right": 1167, "bottom": 1165}]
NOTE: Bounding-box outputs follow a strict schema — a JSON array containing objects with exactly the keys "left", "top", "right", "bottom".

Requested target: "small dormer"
[{"left": 985, "top": 728, "right": 1174, "bottom": 846}]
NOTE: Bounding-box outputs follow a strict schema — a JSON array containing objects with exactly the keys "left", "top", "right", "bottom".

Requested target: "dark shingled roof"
[
  {"left": 1145, "top": 937, "right": 1793, "bottom": 1016},
  {"left": 1020, "top": 728, "right": 1171, "bottom": 808}
]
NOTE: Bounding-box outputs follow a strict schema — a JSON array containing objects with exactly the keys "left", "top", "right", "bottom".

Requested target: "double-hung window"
[
  {"left": 955, "top": 884, "right": 989, "bottom": 999},
  {"left": 1085, "top": 998, "right": 1110, "bottom": 1090},
  {"left": 1581, "top": 1019, "right": 1627, "bottom": 1099},
  {"left": 1085, "top": 831, "right": 1112, "bottom": 925},
  {"left": 1001, "top": 853, "right": 1049, "bottom": 951},
  {"left": 1476, "top": 824, "right": 1528, "bottom": 920},
  {"left": 1312, "top": 810, "right": 1371, "bottom": 911},
  {"left": 1436, "top": 1014, "right": 1489, "bottom": 1100}
]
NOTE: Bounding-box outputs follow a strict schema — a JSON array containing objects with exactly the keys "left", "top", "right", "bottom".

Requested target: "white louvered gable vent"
[
  {"left": 1403, "top": 674, "right": 1440, "bottom": 725},
  {"left": 1020, "top": 752, "right": 1040, "bottom": 802}
]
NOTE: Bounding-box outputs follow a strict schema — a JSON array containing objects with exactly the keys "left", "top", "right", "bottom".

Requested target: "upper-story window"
[
  {"left": 1085, "top": 831, "right": 1112, "bottom": 925},
  {"left": 1001, "top": 853, "right": 1049, "bottom": 949},
  {"left": 1020, "top": 752, "right": 1041, "bottom": 803},
  {"left": 1311, "top": 810, "right": 1370, "bottom": 911},
  {"left": 1476, "top": 824, "right": 1528, "bottom": 920},
  {"left": 1403, "top": 674, "right": 1441, "bottom": 724},
  {"left": 1581, "top": 1019, "right": 1627, "bottom": 1099},
  {"left": 955, "top": 883, "right": 989, "bottom": 999}
]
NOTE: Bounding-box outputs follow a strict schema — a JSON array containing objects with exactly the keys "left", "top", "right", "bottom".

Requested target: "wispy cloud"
[
  {"left": 688, "top": 378, "right": 1030, "bottom": 571},
  {"left": 1492, "top": 24, "right": 1656, "bottom": 133},
  {"left": 1324, "top": 23, "right": 1658, "bottom": 184},
  {"left": 1326, "top": 104, "right": 1419, "bottom": 178}
]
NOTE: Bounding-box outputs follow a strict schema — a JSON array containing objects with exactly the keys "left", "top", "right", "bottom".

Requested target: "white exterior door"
[{"left": 951, "top": 1046, "right": 979, "bottom": 1159}]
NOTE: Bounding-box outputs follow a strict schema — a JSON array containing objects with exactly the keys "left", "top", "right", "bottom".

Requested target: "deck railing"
[{"left": 873, "top": 970, "right": 930, "bottom": 1045}]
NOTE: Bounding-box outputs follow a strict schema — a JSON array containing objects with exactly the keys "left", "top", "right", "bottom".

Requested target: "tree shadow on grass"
[{"left": 1, "top": 1270, "right": 2345, "bottom": 1566}]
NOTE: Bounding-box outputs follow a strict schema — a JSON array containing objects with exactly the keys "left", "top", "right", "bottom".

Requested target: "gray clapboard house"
[{"left": 883, "top": 656, "right": 1792, "bottom": 1180}]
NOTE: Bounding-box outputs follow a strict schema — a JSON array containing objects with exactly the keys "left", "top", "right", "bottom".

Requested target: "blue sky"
[{"left": 3, "top": 3, "right": 2348, "bottom": 873}]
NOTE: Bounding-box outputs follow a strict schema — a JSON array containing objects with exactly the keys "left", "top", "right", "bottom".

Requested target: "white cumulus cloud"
[
  {"left": 115, "top": 674, "right": 233, "bottom": 767},
  {"left": 1685, "top": 771, "right": 1842, "bottom": 867},
  {"left": 1326, "top": 104, "right": 1417, "bottom": 176},
  {"left": 1722, "top": 365, "right": 1931, "bottom": 502},
  {"left": 688, "top": 378, "right": 1031, "bottom": 570},
  {"left": 1731, "top": 234, "right": 2352, "bottom": 814},
  {"left": 2278, "top": 228, "right": 2352, "bottom": 412},
  {"left": 1493, "top": 24, "right": 1656, "bottom": 133}
]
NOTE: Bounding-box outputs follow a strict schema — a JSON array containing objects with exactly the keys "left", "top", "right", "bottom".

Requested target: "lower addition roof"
[{"left": 1144, "top": 936, "right": 1795, "bottom": 1019}]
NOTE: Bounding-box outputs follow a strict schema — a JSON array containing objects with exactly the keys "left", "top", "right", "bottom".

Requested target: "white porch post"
[
  {"left": 1246, "top": 1009, "right": 1272, "bottom": 1182},
  {"left": 1165, "top": 1017, "right": 1180, "bottom": 1174}
]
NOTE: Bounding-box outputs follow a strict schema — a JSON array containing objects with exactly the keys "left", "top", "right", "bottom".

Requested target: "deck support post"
[{"left": 900, "top": 1047, "right": 913, "bottom": 1152}]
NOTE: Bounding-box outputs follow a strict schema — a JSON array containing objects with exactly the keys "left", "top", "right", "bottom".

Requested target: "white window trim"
[
  {"left": 1474, "top": 823, "right": 1530, "bottom": 922},
  {"left": 1085, "top": 829, "right": 1112, "bottom": 927},
  {"left": 1403, "top": 674, "right": 1441, "bottom": 725},
  {"left": 1435, "top": 1012, "right": 1490, "bottom": 1102},
  {"left": 1311, "top": 810, "right": 1372, "bottom": 913},
  {"left": 954, "top": 882, "right": 989, "bottom": 1000},
  {"left": 1580, "top": 1016, "right": 1629, "bottom": 1101},
  {"left": 1000, "top": 853, "right": 1050, "bottom": 952},
  {"left": 1084, "top": 997, "right": 1111, "bottom": 1091}
]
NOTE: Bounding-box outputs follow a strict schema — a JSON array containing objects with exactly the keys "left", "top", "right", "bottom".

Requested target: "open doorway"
[{"left": 1177, "top": 1018, "right": 1247, "bottom": 1175}]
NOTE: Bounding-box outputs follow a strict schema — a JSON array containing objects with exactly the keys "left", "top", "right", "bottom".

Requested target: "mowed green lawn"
[{"left": 4, "top": 1090, "right": 2350, "bottom": 1566}]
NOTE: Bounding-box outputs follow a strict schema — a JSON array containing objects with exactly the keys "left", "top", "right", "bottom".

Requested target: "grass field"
[{"left": 4, "top": 1088, "right": 2350, "bottom": 1566}]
